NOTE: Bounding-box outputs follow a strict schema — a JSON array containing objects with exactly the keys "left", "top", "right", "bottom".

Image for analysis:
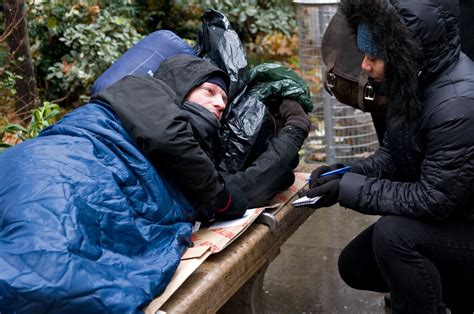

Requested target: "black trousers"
[{"left": 338, "top": 215, "right": 474, "bottom": 314}]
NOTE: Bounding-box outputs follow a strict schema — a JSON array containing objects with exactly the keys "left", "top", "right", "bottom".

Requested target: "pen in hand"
[
  {"left": 306, "top": 165, "right": 351, "bottom": 182},
  {"left": 296, "top": 166, "right": 351, "bottom": 208}
]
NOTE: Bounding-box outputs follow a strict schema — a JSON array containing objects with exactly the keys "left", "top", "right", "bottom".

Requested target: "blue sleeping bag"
[
  {"left": 0, "top": 102, "right": 195, "bottom": 313},
  {"left": 92, "top": 30, "right": 196, "bottom": 94}
]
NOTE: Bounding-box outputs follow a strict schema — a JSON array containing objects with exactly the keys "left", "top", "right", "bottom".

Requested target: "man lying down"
[{"left": 0, "top": 55, "right": 311, "bottom": 313}]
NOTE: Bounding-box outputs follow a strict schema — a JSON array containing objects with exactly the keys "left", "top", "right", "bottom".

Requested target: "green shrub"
[
  {"left": 29, "top": 3, "right": 143, "bottom": 105},
  {"left": 0, "top": 101, "right": 61, "bottom": 152},
  {"left": 0, "top": 68, "right": 22, "bottom": 98},
  {"left": 26, "top": 1, "right": 296, "bottom": 105}
]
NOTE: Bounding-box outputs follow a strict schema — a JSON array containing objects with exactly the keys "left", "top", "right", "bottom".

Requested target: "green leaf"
[
  {"left": 47, "top": 17, "right": 58, "bottom": 29},
  {"left": 246, "top": 7, "right": 258, "bottom": 16},
  {"left": 239, "top": 12, "right": 247, "bottom": 23},
  {"left": 3, "top": 124, "right": 28, "bottom": 134},
  {"left": 43, "top": 110, "right": 61, "bottom": 121},
  {"left": 32, "top": 111, "right": 42, "bottom": 123}
]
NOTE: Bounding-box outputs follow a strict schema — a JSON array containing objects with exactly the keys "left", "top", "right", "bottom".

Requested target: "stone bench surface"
[{"left": 159, "top": 196, "right": 316, "bottom": 313}]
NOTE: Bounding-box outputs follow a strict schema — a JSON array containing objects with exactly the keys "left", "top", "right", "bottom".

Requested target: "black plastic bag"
[
  {"left": 196, "top": 9, "right": 248, "bottom": 103},
  {"left": 196, "top": 9, "right": 311, "bottom": 173}
]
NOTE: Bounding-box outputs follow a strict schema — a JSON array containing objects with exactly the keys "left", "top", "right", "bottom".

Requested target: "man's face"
[
  {"left": 185, "top": 82, "right": 228, "bottom": 120},
  {"left": 361, "top": 54, "right": 385, "bottom": 81}
]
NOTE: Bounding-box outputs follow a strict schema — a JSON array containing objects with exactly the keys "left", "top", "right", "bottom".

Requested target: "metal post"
[
  {"left": 294, "top": 0, "right": 339, "bottom": 163},
  {"left": 323, "top": 90, "right": 336, "bottom": 163}
]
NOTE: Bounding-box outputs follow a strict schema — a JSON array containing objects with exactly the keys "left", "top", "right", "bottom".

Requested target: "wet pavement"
[{"left": 262, "top": 164, "right": 391, "bottom": 313}]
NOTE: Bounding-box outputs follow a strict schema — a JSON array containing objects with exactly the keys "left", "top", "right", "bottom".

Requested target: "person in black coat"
[
  {"left": 459, "top": 0, "right": 474, "bottom": 60},
  {"left": 95, "top": 54, "right": 311, "bottom": 221},
  {"left": 303, "top": 0, "right": 474, "bottom": 312}
]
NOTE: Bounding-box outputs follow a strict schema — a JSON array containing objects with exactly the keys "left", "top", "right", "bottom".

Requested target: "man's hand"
[
  {"left": 309, "top": 163, "right": 346, "bottom": 188},
  {"left": 213, "top": 180, "right": 248, "bottom": 221},
  {"left": 303, "top": 179, "right": 340, "bottom": 208},
  {"left": 279, "top": 99, "right": 312, "bottom": 135}
]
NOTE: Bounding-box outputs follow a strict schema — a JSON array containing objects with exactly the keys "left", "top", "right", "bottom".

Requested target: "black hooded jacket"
[
  {"left": 93, "top": 55, "right": 230, "bottom": 215},
  {"left": 93, "top": 54, "right": 306, "bottom": 214},
  {"left": 338, "top": 0, "right": 474, "bottom": 220}
]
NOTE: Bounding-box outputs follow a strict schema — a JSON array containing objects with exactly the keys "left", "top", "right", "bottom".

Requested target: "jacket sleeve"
[
  {"left": 93, "top": 75, "right": 225, "bottom": 206},
  {"left": 347, "top": 137, "right": 397, "bottom": 179},
  {"left": 339, "top": 98, "right": 474, "bottom": 220},
  {"left": 223, "top": 126, "right": 307, "bottom": 208}
]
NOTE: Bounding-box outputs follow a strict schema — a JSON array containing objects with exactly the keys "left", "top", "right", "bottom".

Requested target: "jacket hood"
[
  {"left": 340, "top": 0, "right": 461, "bottom": 120},
  {"left": 154, "top": 54, "right": 230, "bottom": 104}
]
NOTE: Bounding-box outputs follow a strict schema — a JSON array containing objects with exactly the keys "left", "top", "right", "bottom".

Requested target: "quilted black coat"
[{"left": 338, "top": 0, "right": 474, "bottom": 220}]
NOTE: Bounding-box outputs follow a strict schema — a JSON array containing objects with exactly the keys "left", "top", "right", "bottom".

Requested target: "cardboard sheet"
[
  {"left": 144, "top": 247, "right": 212, "bottom": 314},
  {"left": 144, "top": 172, "right": 309, "bottom": 312},
  {"left": 191, "top": 207, "right": 265, "bottom": 253}
]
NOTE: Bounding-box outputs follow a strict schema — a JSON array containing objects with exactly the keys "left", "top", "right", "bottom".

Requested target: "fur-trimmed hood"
[{"left": 340, "top": 0, "right": 461, "bottom": 120}]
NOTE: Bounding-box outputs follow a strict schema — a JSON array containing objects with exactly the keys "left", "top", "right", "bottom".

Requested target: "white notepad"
[{"left": 292, "top": 195, "right": 323, "bottom": 207}]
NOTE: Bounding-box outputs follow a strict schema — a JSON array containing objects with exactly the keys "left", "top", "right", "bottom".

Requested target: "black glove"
[
  {"left": 213, "top": 180, "right": 248, "bottom": 221},
  {"left": 279, "top": 99, "right": 312, "bottom": 135},
  {"left": 304, "top": 178, "right": 340, "bottom": 208},
  {"left": 308, "top": 163, "right": 346, "bottom": 189}
]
